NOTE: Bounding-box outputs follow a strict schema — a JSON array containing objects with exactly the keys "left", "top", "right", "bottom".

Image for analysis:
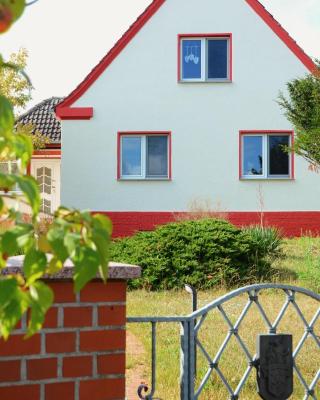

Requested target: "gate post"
[{"left": 180, "top": 320, "right": 195, "bottom": 400}]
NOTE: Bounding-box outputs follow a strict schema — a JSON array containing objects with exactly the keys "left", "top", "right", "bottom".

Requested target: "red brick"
[
  {"left": 45, "top": 382, "right": 75, "bottom": 400},
  {"left": 43, "top": 308, "right": 58, "bottom": 329},
  {"left": 80, "top": 330, "right": 125, "bottom": 352},
  {"left": 0, "top": 385, "right": 40, "bottom": 400},
  {"left": 0, "top": 360, "right": 20, "bottom": 382},
  {"left": 97, "top": 354, "right": 125, "bottom": 375},
  {"left": 46, "top": 332, "right": 76, "bottom": 353},
  {"left": 0, "top": 334, "right": 40, "bottom": 357},
  {"left": 79, "top": 378, "right": 125, "bottom": 400},
  {"left": 48, "top": 282, "right": 76, "bottom": 303},
  {"left": 64, "top": 307, "right": 92, "bottom": 327},
  {"left": 80, "top": 281, "right": 126, "bottom": 302},
  {"left": 27, "top": 358, "right": 57, "bottom": 380},
  {"left": 98, "top": 305, "right": 126, "bottom": 326},
  {"left": 63, "top": 355, "right": 92, "bottom": 378}
]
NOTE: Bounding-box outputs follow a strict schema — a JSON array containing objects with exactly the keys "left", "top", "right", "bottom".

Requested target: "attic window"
[{"left": 179, "top": 34, "right": 232, "bottom": 82}]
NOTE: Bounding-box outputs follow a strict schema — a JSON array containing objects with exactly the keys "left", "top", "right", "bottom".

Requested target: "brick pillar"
[{"left": 0, "top": 260, "right": 141, "bottom": 400}]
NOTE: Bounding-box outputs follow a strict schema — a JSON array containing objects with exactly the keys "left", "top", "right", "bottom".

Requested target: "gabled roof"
[
  {"left": 18, "top": 97, "right": 63, "bottom": 143},
  {"left": 56, "top": 0, "right": 316, "bottom": 120}
]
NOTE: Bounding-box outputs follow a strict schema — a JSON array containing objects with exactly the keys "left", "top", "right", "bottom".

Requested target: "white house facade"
[{"left": 56, "top": 0, "right": 319, "bottom": 237}]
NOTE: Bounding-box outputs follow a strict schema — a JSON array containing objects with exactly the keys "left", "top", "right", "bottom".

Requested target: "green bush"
[{"left": 111, "top": 219, "right": 281, "bottom": 290}]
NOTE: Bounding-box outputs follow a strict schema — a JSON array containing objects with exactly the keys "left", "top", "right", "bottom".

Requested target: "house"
[
  {"left": 55, "top": 0, "right": 319, "bottom": 237},
  {"left": 18, "top": 97, "right": 62, "bottom": 214}
]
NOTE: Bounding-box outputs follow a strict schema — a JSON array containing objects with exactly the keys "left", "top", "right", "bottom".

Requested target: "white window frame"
[
  {"left": 241, "top": 134, "right": 292, "bottom": 180},
  {"left": 180, "top": 37, "right": 231, "bottom": 82},
  {"left": 120, "top": 135, "right": 169, "bottom": 180}
]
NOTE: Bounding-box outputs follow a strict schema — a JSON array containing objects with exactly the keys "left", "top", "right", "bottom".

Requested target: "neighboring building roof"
[
  {"left": 18, "top": 97, "right": 63, "bottom": 144},
  {"left": 56, "top": 0, "right": 316, "bottom": 120}
]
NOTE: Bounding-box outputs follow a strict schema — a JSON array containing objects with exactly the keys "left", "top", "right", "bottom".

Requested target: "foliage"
[
  {"left": 0, "top": 48, "right": 51, "bottom": 148},
  {"left": 111, "top": 219, "right": 280, "bottom": 290},
  {"left": 15, "top": 123, "right": 51, "bottom": 149},
  {"left": 0, "top": 0, "right": 112, "bottom": 339},
  {"left": 278, "top": 63, "right": 320, "bottom": 169},
  {"left": 0, "top": 48, "right": 32, "bottom": 113}
]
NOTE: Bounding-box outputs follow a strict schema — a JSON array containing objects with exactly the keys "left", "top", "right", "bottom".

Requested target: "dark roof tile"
[{"left": 17, "top": 97, "right": 63, "bottom": 143}]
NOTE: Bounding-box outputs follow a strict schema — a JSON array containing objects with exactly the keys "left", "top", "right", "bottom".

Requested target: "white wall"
[{"left": 61, "top": 0, "right": 317, "bottom": 212}]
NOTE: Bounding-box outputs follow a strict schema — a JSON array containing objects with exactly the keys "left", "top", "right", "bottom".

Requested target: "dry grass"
[
  {"left": 174, "top": 198, "right": 229, "bottom": 222},
  {"left": 127, "top": 238, "right": 320, "bottom": 399}
]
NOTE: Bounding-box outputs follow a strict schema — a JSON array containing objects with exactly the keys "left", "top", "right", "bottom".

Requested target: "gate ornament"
[{"left": 257, "top": 334, "right": 293, "bottom": 400}]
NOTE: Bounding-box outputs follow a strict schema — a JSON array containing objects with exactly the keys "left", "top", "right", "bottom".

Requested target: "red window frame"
[
  {"left": 117, "top": 131, "right": 172, "bottom": 180},
  {"left": 177, "top": 33, "right": 233, "bottom": 82},
  {"left": 239, "top": 130, "right": 295, "bottom": 180}
]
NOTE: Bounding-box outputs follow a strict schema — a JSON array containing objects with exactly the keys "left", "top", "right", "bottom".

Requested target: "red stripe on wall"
[{"left": 96, "top": 211, "right": 320, "bottom": 238}]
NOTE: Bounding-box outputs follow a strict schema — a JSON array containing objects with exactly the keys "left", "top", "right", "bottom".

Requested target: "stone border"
[{"left": 3, "top": 256, "right": 141, "bottom": 280}]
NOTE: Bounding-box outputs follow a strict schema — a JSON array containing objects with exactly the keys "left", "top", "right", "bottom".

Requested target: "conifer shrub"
[{"left": 111, "top": 219, "right": 282, "bottom": 290}]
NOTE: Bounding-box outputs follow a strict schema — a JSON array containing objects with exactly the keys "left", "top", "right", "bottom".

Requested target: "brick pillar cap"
[{"left": 3, "top": 256, "right": 141, "bottom": 280}]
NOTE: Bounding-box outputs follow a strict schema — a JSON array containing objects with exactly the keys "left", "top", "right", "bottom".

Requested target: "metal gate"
[{"left": 127, "top": 284, "right": 320, "bottom": 399}]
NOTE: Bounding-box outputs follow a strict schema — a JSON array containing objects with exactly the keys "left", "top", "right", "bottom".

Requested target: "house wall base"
[
  {"left": 99, "top": 212, "right": 320, "bottom": 238},
  {"left": 0, "top": 280, "right": 126, "bottom": 400}
]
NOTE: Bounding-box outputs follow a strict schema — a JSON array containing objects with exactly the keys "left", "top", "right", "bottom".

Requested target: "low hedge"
[{"left": 110, "top": 219, "right": 282, "bottom": 290}]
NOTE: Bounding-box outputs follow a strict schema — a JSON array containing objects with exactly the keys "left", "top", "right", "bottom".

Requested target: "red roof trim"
[
  {"left": 56, "top": 0, "right": 316, "bottom": 120},
  {"left": 245, "top": 0, "right": 316, "bottom": 73},
  {"left": 56, "top": 0, "right": 166, "bottom": 117},
  {"left": 56, "top": 107, "right": 93, "bottom": 120}
]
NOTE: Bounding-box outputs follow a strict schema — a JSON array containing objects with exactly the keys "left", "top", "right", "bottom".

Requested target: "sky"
[{"left": 1, "top": 0, "right": 319, "bottom": 108}]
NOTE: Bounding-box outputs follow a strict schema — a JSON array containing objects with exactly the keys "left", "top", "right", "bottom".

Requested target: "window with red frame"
[
  {"left": 179, "top": 35, "right": 231, "bottom": 82},
  {"left": 240, "top": 132, "right": 293, "bottom": 179},
  {"left": 119, "top": 134, "right": 170, "bottom": 180}
]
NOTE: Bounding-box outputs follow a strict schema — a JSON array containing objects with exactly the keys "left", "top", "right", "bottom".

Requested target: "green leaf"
[
  {"left": 92, "top": 228, "right": 110, "bottom": 282},
  {"left": 27, "top": 281, "right": 53, "bottom": 337},
  {"left": 0, "top": 96, "right": 14, "bottom": 137},
  {"left": 0, "top": 172, "right": 16, "bottom": 191},
  {"left": 24, "top": 249, "right": 47, "bottom": 285},
  {"left": 47, "top": 227, "right": 69, "bottom": 262},
  {"left": 47, "top": 257, "right": 63, "bottom": 275},
  {"left": 38, "top": 234, "right": 51, "bottom": 253},
  {"left": 0, "top": 277, "right": 18, "bottom": 308},
  {"left": 93, "top": 214, "right": 113, "bottom": 236},
  {"left": 14, "top": 175, "right": 40, "bottom": 216},
  {"left": 73, "top": 247, "right": 100, "bottom": 292},
  {"left": 0, "top": 292, "right": 29, "bottom": 339},
  {"left": 64, "top": 232, "right": 81, "bottom": 257},
  {"left": 0, "top": 278, "right": 30, "bottom": 340},
  {"left": 12, "top": 133, "right": 33, "bottom": 169},
  {"left": 1, "top": 224, "right": 33, "bottom": 255}
]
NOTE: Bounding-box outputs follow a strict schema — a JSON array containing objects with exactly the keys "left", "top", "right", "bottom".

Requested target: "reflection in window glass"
[
  {"left": 207, "top": 39, "right": 228, "bottom": 79},
  {"left": 268, "top": 136, "right": 289, "bottom": 176},
  {"left": 243, "top": 136, "right": 263, "bottom": 175},
  {"left": 121, "top": 137, "right": 142, "bottom": 176},
  {"left": 182, "top": 40, "right": 202, "bottom": 79},
  {"left": 147, "top": 136, "right": 168, "bottom": 177}
]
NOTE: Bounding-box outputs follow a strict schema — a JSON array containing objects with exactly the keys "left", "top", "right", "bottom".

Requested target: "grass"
[{"left": 126, "top": 237, "right": 320, "bottom": 399}]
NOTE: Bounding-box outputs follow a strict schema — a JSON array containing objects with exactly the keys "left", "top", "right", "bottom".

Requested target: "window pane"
[
  {"left": 207, "top": 39, "right": 228, "bottom": 79},
  {"left": 182, "top": 40, "right": 202, "bottom": 79},
  {"left": 121, "top": 137, "right": 142, "bottom": 176},
  {"left": 147, "top": 136, "right": 168, "bottom": 177},
  {"left": 268, "top": 136, "right": 290, "bottom": 175},
  {"left": 243, "top": 136, "right": 263, "bottom": 175}
]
